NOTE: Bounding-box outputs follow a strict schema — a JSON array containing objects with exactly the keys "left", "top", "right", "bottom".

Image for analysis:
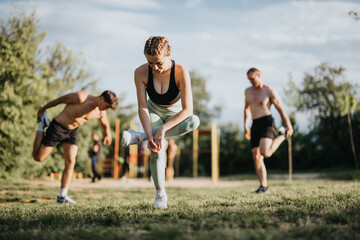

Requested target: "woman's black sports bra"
[{"left": 146, "top": 60, "right": 180, "bottom": 105}]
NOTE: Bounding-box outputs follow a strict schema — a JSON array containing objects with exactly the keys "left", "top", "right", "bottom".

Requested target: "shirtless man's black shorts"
[
  {"left": 42, "top": 119, "right": 78, "bottom": 147},
  {"left": 250, "top": 115, "right": 276, "bottom": 149}
]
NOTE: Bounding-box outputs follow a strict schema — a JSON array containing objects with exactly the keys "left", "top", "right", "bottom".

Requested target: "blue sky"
[{"left": 1, "top": 0, "right": 360, "bottom": 132}]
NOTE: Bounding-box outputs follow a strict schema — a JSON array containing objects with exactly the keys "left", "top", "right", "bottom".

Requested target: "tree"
[
  {"left": 176, "top": 70, "right": 221, "bottom": 176},
  {"left": 190, "top": 70, "right": 221, "bottom": 126},
  {"left": 285, "top": 62, "right": 359, "bottom": 169},
  {"left": 349, "top": 11, "right": 360, "bottom": 20},
  {"left": 0, "top": 10, "right": 98, "bottom": 179}
]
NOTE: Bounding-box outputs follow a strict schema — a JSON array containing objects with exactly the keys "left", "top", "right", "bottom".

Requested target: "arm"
[
  {"left": 244, "top": 90, "right": 251, "bottom": 140},
  {"left": 100, "top": 111, "right": 112, "bottom": 145},
  {"left": 270, "top": 88, "right": 293, "bottom": 138},
  {"left": 135, "top": 67, "right": 158, "bottom": 152},
  {"left": 37, "top": 92, "right": 86, "bottom": 119},
  {"left": 153, "top": 65, "right": 193, "bottom": 149}
]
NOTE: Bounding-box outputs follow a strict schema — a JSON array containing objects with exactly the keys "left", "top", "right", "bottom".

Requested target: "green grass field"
[{"left": 0, "top": 177, "right": 359, "bottom": 240}]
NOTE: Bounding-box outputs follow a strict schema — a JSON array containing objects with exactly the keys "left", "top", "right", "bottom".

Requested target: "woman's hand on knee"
[
  {"left": 154, "top": 126, "right": 166, "bottom": 151},
  {"left": 148, "top": 137, "right": 159, "bottom": 153}
]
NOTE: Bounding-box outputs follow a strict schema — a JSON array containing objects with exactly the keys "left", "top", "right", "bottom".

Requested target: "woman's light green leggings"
[{"left": 148, "top": 99, "right": 200, "bottom": 188}]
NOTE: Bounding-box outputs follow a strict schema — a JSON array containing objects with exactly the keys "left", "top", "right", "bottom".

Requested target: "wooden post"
[
  {"left": 175, "top": 147, "right": 181, "bottom": 177},
  {"left": 113, "top": 118, "right": 120, "bottom": 180},
  {"left": 129, "top": 121, "right": 138, "bottom": 178},
  {"left": 217, "top": 128, "right": 220, "bottom": 180},
  {"left": 288, "top": 137, "right": 293, "bottom": 183},
  {"left": 193, "top": 129, "right": 199, "bottom": 178},
  {"left": 211, "top": 120, "right": 219, "bottom": 183}
]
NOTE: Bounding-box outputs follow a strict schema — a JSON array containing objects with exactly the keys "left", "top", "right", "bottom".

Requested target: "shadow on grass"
[{"left": 223, "top": 169, "right": 360, "bottom": 181}]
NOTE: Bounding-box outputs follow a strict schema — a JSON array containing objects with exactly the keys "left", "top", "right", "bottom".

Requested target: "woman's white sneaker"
[
  {"left": 121, "top": 129, "right": 147, "bottom": 146},
  {"left": 152, "top": 194, "right": 167, "bottom": 209}
]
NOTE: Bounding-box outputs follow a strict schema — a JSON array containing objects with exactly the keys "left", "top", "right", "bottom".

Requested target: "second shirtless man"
[
  {"left": 244, "top": 68, "right": 293, "bottom": 194},
  {"left": 33, "top": 90, "right": 118, "bottom": 204}
]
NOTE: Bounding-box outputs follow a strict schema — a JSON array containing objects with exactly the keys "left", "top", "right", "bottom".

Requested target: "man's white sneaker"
[
  {"left": 38, "top": 105, "right": 50, "bottom": 128},
  {"left": 56, "top": 196, "right": 77, "bottom": 204},
  {"left": 152, "top": 194, "right": 167, "bottom": 209},
  {"left": 278, "top": 126, "right": 287, "bottom": 137},
  {"left": 121, "top": 129, "right": 147, "bottom": 147}
]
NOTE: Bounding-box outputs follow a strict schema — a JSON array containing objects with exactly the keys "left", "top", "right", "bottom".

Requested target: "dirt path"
[{"left": 25, "top": 173, "right": 321, "bottom": 189}]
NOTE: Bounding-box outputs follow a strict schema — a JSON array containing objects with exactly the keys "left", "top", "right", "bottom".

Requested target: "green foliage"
[
  {"left": 0, "top": 179, "right": 359, "bottom": 240},
  {"left": 190, "top": 70, "right": 220, "bottom": 126},
  {"left": 0, "top": 10, "right": 135, "bottom": 179},
  {"left": 285, "top": 63, "right": 360, "bottom": 169},
  {"left": 349, "top": 11, "right": 360, "bottom": 20},
  {"left": 286, "top": 63, "right": 358, "bottom": 121},
  {"left": 219, "top": 123, "right": 253, "bottom": 174},
  {"left": 0, "top": 11, "right": 48, "bottom": 179},
  {"left": 177, "top": 71, "right": 222, "bottom": 176}
]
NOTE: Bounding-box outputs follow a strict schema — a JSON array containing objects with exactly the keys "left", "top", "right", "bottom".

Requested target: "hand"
[
  {"left": 286, "top": 127, "right": 293, "bottom": 138},
  {"left": 147, "top": 136, "right": 159, "bottom": 153},
  {"left": 154, "top": 126, "right": 166, "bottom": 151},
  {"left": 244, "top": 129, "right": 251, "bottom": 141},
  {"left": 103, "top": 134, "right": 112, "bottom": 145}
]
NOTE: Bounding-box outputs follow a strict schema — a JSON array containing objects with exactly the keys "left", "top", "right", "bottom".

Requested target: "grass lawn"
[{"left": 0, "top": 177, "right": 359, "bottom": 240}]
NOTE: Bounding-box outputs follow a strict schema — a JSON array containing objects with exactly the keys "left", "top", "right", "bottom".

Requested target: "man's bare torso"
[
  {"left": 245, "top": 85, "right": 273, "bottom": 120},
  {"left": 54, "top": 94, "right": 103, "bottom": 130}
]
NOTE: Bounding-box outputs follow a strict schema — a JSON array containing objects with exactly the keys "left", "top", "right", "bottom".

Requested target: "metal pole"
[{"left": 113, "top": 118, "right": 120, "bottom": 180}]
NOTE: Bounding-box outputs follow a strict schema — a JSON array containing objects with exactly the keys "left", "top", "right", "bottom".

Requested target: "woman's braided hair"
[{"left": 144, "top": 36, "right": 171, "bottom": 56}]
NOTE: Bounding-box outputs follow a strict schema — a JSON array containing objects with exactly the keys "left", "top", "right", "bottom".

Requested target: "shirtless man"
[
  {"left": 32, "top": 90, "right": 118, "bottom": 204},
  {"left": 244, "top": 68, "right": 293, "bottom": 194}
]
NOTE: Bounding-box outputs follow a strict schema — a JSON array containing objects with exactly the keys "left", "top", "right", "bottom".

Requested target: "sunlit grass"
[{"left": 0, "top": 179, "right": 359, "bottom": 240}]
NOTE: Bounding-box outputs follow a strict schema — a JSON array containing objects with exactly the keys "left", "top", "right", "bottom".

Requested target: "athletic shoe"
[
  {"left": 152, "top": 194, "right": 167, "bottom": 209},
  {"left": 121, "top": 129, "right": 147, "bottom": 147},
  {"left": 254, "top": 186, "right": 270, "bottom": 194},
  {"left": 278, "top": 126, "right": 287, "bottom": 137},
  {"left": 56, "top": 196, "right": 77, "bottom": 204},
  {"left": 38, "top": 105, "right": 50, "bottom": 128}
]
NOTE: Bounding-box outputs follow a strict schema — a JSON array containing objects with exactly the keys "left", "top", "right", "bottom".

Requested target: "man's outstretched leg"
[{"left": 56, "top": 143, "right": 78, "bottom": 204}]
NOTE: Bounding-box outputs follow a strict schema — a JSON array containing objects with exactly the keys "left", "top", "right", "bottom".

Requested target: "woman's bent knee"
[{"left": 189, "top": 115, "right": 200, "bottom": 131}]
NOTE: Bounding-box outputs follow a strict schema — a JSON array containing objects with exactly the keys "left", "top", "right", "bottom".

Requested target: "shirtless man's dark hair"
[
  {"left": 32, "top": 90, "right": 117, "bottom": 204},
  {"left": 247, "top": 68, "right": 260, "bottom": 75},
  {"left": 100, "top": 90, "right": 118, "bottom": 110}
]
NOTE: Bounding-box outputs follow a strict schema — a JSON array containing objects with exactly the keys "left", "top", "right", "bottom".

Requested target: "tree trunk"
[{"left": 347, "top": 111, "right": 359, "bottom": 171}]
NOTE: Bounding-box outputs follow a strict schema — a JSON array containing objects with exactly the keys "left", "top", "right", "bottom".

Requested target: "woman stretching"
[{"left": 122, "top": 36, "right": 200, "bottom": 209}]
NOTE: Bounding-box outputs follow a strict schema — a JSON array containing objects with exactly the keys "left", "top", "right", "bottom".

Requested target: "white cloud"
[
  {"left": 186, "top": 0, "right": 202, "bottom": 8},
  {"left": 94, "top": 0, "right": 163, "bottom": 9}
]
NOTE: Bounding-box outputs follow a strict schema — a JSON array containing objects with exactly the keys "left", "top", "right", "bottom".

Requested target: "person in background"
[
  {"left": 244, "top": 68, "right": 293, "bottom": 194},
  {"left": 90, "top": 133, "right": 102, "bottom": 183}
]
